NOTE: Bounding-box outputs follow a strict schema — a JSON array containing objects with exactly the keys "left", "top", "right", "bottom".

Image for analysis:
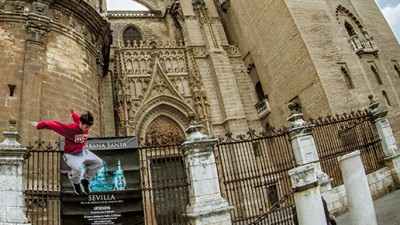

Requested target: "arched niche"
[
  {"left": 135, "top": 95, "right": 192, "bottom": 146},
  {"left": 144, "top": 115, "right": 185, "bottom": 146}
]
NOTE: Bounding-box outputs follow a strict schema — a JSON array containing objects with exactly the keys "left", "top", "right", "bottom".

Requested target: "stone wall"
[
  {"left": 0, "top": 0, "right": 112, "bottom": 144},
  {"left": 217, "top": 0, "right": 400, "bottom": 141}
]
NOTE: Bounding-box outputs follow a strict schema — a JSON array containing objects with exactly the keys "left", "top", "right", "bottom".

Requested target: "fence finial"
[
  {"left": 8, "top": 117, "right": 17, "bottom": 131},
  {"left": 368, "top": 94, "right": 387, "bottom": 119},
  {"left": 287, "top": 102, "right": 305, "bottom": 124},
  {"left": 0, "top": 117, "right": 21, "bottom": 147},
  {"left": 188, "top": 111, "right": 198, "bottom": 125}
]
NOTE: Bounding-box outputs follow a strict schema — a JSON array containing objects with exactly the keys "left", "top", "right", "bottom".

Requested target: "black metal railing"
[
  {"left": 23, "top": 110, "right": 386, "bottom": 225},
  {"left": 215, "top": 129, "right": 296, "bottom": 225},
  {"left": 214, "top": 110, "right": 385, "bottom": 224}
]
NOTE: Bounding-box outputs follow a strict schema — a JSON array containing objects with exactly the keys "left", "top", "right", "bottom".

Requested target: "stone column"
[
  {"left": 0, "top": 118, "right": 31, "bottom": 225},
  {"left": 287, "top": 103, "right": 332, "bottom": 192},
  {"left": 338, "top": 150, "right": 377, "bottom": 225},
  {"left": 368, "top": 95, "right": 400, "bottom": 187},
  {"left": 181, "top": 113, "right": 233, "bottom": 225},
  {"left": 288, "top": 164, "right": 326, "bottom": 225},
  {"left": 368, "top": 95, "right": 398, "bottom": 156}
]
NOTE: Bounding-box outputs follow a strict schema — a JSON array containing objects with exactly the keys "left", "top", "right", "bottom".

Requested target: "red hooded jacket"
[{"left": 36, "top": 112, "right": 88, "bottom": 154}]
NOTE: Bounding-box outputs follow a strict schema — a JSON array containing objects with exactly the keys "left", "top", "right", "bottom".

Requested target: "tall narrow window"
[
  {"left": 123, "top": 26, "right": 142, "bottom": 45},
  {"left": 394, "top": 64, "right": 400, "bottom": 78},
  {"left": 383, "top": 91, "right": 391, "bottom": 106},
  {"left": 255, "top": 82, "right": 266, "bottom": 102},
  {"left": 340, "top": 65, "right": 354, "bottom": 89},
  {"left": 8, "top": 84, "right": 16, "bottom": 97},
  {"left": 371, "top": 65, "right": 383, "bottom": 85}
]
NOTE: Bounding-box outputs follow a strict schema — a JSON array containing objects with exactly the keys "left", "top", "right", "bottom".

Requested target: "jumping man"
[{"left": 32, "top": 108, "right": 102, "bottom": 195}]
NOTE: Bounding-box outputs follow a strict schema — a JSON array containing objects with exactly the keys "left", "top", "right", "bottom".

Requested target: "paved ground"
[{"left": 335, "top": 189, "right": 400, "bottom": 225}]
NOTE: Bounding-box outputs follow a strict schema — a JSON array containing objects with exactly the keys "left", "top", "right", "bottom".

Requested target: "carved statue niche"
[
  {"left": 127, "top": 101, "right": 136, "bottom": 120},
  {"left": 117, "top": 101, "right": 125, "bottom": 122}
]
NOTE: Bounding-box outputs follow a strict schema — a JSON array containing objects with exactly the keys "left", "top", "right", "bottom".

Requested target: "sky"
[
  {"left": 106, "top": 0, "right": 400, "bottom": 44},
  {"left": 375, "top": 0, "right": 400, "bottom": 43}
]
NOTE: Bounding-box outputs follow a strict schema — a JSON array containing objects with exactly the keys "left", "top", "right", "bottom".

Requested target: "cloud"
[
  {"left": 106, "top": 0, "right": 148, "bottom": 11},
  {"left": 376, "top": 0, "right": 399, "bottom": 8},
  {"left": 380, "top": 3, "right": 400, "bottom": 43}
]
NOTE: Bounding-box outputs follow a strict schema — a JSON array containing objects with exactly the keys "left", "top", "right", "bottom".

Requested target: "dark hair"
[{"left": 80, "top": 111, "right": 94, "bottom": 126}]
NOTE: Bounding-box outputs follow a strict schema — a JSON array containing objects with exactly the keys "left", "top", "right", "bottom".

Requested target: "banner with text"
[{"left": 60, "top": 137, "right": 143, "bottom": 225}]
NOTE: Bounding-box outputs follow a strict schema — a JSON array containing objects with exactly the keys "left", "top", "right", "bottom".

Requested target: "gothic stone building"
[{"left": 0, "top": 0, "right": 400, "bottom": 146}]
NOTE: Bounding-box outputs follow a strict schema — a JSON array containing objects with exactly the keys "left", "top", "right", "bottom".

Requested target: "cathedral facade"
[{"left": 0, "top": 0, "right": 399, "bottom": 145}]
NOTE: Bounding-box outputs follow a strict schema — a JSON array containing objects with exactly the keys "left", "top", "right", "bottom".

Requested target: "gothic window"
[
  {"left": 123, "top": 26, "right": 142, "bottom": 45},
  {"left": 340, "top": 65, "right": 354, "bottom": 89},
  {"left": 383, "top": 91, "right": 391, "bottom": 106},
  {"left": 255, "top": 82, "right": 266, "bottom": 102},
  {"left": 370, "top": 65, "right": 383, "bottom": 85},
  {"left": 344, "top": 21, "right": 356, "bottom": 36},
  {"left": 336, "top": 5, "right": 378, "bottom": 55}
]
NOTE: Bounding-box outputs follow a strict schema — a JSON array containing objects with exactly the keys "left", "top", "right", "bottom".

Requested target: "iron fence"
[
  {"left": 215, "top": 129, "right": 296, "bottom": 225},
  {"left": 24, "top": 141, "right": 189, "bottom": 225},
  {"left": 139, "top": 144, "right": 189, "bottom": 225},
  {"left": 311, "top": 109, "right": 385, "bottom": 187},
  {"left": 214, "top": 110, "right": 385, "bottom": 225},
  {"left": 25, "top": 140, "right": 62, "bottom": 225},
  {"left": 24, "top": 110, "right": 386, "bottom": 225}
]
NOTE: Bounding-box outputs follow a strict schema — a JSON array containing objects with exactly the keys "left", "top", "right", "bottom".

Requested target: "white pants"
[{"left": 63, "top": 149, "right": 102, "bottom": 184}]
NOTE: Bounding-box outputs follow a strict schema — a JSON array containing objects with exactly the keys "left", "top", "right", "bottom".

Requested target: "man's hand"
[
  {"left": 70, "top": 108, "right": 75, "bottom": 114},
  {"left": 31, "top": 121, "right": 38, "bottom": 128}
]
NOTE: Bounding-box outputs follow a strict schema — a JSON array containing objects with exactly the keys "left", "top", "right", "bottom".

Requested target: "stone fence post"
[
  {"left": 338, "top": 150, "right": 377, "bottom": 225},
  {"left": 287, "top": 103, "right": 332, "bottom": 192},
  {"left": 368, "top": 95, "right": 400, "bottom": 187},
  {"left": 181, "top": 113, "right": 233, "bottom": 225},
  {"left": 288, "top": 164, "right": 326, "bottom": 225},
  {"left": 0, "top": 118, "right": 31, "bottom": 225}
]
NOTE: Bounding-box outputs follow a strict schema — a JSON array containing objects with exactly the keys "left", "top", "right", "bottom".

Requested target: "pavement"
[{"left": 335, "top": 189, "right": 400, "bottom": 225}]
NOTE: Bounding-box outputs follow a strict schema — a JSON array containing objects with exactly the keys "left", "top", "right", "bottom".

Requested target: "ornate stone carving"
[
  {"left": 192, "top": 0, "right": 206, "bottom": 10},
  {"left": 191, "top": 46, "right": 207, "bottom": 58},
  {"left": 33, "top": 2, "right": 47, "bottom": 15},
  {"left": 170, "top": 0, "right": 184, "bottom": 24},
  {"left": 14, "top": 1, "right": 25, "bottom": 12},
  {"left": 0, "top": 0, "right": 6, "bottom": 11},
  {"left": 53, "top": 10, "right": 62, "bottom": 22},
  {"left": 144, "top": 116, "right": 185, "bottom": 146},
  {"left": 27, "top": 22, "right": 50, "bottom": 44},
  {"left": 223, "top": 45, "right": 241, "bottom": 57},
  {"left": 69, "top": 18, "right": 77, "bottom": 30},
  {"left": 218, "top": 0, "right": 231, "bottom": 12}
]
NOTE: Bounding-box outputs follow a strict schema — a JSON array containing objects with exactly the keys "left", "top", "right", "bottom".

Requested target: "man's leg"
[
  {"left": 63, "top": 153, "right": 85, "bottom": 195},
  {"left": 81, "top": 149, "right": 102, "bottom": 194}
]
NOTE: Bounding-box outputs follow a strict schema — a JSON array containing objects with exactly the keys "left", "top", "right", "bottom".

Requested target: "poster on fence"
[{"left": 60, "top": 137, "right": 143, "bottom": 225}]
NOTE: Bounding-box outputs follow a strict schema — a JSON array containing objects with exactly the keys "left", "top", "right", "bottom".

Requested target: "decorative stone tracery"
[{"left": 336, "top": 5, "right": 378, "bottom": 56}]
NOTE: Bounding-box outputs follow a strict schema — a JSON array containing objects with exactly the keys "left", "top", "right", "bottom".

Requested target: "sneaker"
[
  {"left": 71, "top": 182, "right": 83, "bottom": 195},
  {"left": 81, "top": 179, "right": 90, "bottom": 195}
]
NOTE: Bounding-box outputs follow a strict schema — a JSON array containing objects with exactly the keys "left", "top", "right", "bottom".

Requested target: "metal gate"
[{"left": 215, "top": 129, "right": 296, "bottom": 225}]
